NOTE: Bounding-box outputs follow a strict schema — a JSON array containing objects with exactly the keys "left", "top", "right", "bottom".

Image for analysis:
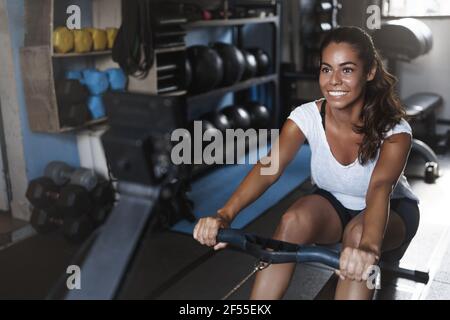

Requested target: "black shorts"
[{"left": 312, "top": 188, "right": 420, "bottom": 262}]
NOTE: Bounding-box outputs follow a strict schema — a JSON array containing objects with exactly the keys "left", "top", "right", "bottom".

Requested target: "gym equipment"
[
  {"left": 26, "top": 177, "right": 61, "bottom": 209},
  {"left": 26, "top": 178, "right": 92, "bottom": 219},
  {"left": 73, "top": 29, "right": 93, "bottom": 53},
  {"left": 216, "top": 228, "right": 428, "bottom": 299},
  {"left": 89, "top": 182, "right": 116, "bottom": 226},
  {"left": 56, "top": 184, "right": 92, "bottom": 217},
  {"left": 247, "top": 48, "right": 270, "bottom": 76},
  {"left": 211, "top": 42, "right": 246, "bottom": 86},
  {"left": 86, "top": 28, "right": 108, "bottom": 51},
  {"left": 220, "top": 105, "right": 252, "bottom": 130},
  {"left": 187, "top": 45, "right": 224, "bottom": 93},
  {"left": 185, "top": 59, "right": 192, "bottom": 88},
  {"left": 105, "top": 68, "right": 127, "bottom": 91},
  {"left": 373, "top": 18, "right": 442, "bottom": 183},
  {"left": 241, "top": 49, "right": 258, "bottom": 80},
  {"left": 55, "top": 79, "right": 91, "bottom": 127},
  {"left": 244, "top": 102, "right": 271, "bottom": 129},
  {"left": 30, "top": 206, "right": 61, "bottom": 233},
  {"left": 63, "top": 93, "right": 185, "bottom": 299},
  {"left": 53, "top": 27, "right": 74, "bottom": 54},
  {"left": 65, "top": 70, "right": 83, "bottom": 81},
  {"left": 106, "top": 28, "right": 119, "bottom": 49},
  {"left": 203, "top": 111, "right": 233, "bottom": 132},
  {"left": 44, "top": 161, "right": 98, "bottom": 191},
  {"left": 62, "top": 214, "right": 95, "bottom": 243},
  {"left": 30, "top": 206, "right": 94, "bottom": 243},
  {"left": 87, "top": 95, "right": 106, "bottom": 119},
  {"left": 81, "top": 69, "right": 110, "bottom": 96}
]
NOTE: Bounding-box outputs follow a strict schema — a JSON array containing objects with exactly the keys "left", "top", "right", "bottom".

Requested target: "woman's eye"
[
  {"left": 343, "top": 68, "right": 353, "bottom": 73},
  {"left": 321, "top": 67, "right": 330, "bottom": 73}
]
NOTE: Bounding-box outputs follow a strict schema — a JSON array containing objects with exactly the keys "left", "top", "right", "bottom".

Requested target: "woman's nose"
[{"left": 329, "top": 71, "right": 342, "bottom": 85}]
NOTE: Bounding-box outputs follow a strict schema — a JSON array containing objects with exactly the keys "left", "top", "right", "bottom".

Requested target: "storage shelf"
[
  {"left": 52, "top": 50, "right": 112, "bottom": 58},
  {"left": 186, "top": 16, "right": 278, "bottom": 28},
  {"left": 187, "top": 74, "right": 277, "bottom": 105},
  {"left": 59, "top": 117, "right": 108, "bottom": 133}
]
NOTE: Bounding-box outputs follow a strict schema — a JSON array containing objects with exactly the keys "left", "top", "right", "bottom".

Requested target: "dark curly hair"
[{"left": 319, "top": 26, "right": 406, "bottom": 165}]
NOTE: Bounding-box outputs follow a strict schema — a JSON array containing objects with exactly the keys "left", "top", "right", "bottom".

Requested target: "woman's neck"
[{"left": 328, "top": 96, "right": 365, "bottom": 131}]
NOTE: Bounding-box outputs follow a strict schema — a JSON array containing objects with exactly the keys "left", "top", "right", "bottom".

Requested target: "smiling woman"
[{"left": 193, "top": 26, "right": 420, "bottom": 300}]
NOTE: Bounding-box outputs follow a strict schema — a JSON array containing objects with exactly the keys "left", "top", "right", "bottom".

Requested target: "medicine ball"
[
  {"left": 221, "top": 105, "right": 252, "bottom": 130},
  {"left": 241, "top": 49, "right": 258, "bottom": 80},
  {"left": 187, "top": 45, "right": 224, "bottom": 93},
  {"left": 247, "top": 48, "right": 270, "bottom": 76},
  {"left": 211, "top": 43, "right": 246, "bottom": 86},
  {"left": 204, "top": 111, "right": 233, "bottom": 132},
  {"left": 245, "top": 102, "right": 271, "bottom": 129}
]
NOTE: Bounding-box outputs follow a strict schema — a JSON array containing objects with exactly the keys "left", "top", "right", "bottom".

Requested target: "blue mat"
[{"left": 172, "top": 145, "right": 311, "bottom": 235}]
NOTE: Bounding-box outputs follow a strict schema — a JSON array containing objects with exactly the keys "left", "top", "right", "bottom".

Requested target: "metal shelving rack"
[{"left": 184, "top": 4, "right": 281, "bottom": 178}]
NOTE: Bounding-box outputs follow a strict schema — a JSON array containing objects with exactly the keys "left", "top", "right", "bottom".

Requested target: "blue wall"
[{"left": 6, "top": 0, "right": 80, "bottom": 181}]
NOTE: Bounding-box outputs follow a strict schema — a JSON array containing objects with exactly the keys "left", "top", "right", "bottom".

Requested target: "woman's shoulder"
[
  {"left": 290, "top": 98, "right": 323, "bottom": 115},
  {"left": 384, "top": 118, "right": 412, "bottom": 139}
]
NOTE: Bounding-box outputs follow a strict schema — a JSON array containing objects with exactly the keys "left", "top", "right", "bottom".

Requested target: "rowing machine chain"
[{"left": 221, "top": 260, "right": 270, "bottom": 300}]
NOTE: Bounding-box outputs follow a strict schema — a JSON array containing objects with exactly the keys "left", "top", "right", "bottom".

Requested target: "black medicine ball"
[
  {"left": 211, "top": 42, "right": 246, "bottom": 86},
  {"left": 187, "top": 45, "right": 224, "bottom": 93}
]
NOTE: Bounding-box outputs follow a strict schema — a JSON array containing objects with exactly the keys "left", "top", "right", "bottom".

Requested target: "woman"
[{"left": 193, "top": 26, "right": 420, "bottom": 300}]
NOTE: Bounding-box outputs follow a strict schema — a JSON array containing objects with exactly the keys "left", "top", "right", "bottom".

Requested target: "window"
[{"left": 382, "top": 0, "right": 450, "bottom": 17}]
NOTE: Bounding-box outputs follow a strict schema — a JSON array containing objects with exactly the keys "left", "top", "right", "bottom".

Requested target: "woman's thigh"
[{"left": 276, "top": 194, "right": 344, "bottom": 245}]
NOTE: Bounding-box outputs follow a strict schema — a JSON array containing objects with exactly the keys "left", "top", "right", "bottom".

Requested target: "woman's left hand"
[{"left": 336, "top": 247, "right": 379, "bottom": 282}]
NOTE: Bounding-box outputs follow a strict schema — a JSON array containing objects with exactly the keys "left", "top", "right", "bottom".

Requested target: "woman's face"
[{"left": 319, "top": 42, "right": 375, "bottom": 110}]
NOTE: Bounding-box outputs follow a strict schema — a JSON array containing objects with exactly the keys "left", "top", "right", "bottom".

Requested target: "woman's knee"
[{"left": 276, "top": 209, "right": 316, "bottom": 243}]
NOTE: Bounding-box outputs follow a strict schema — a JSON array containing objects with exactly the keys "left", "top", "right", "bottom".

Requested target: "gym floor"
[{"left": 1, "top": 150, "right": 449, "bottom": 300}]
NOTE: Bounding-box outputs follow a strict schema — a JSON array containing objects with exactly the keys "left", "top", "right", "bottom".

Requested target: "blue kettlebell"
[
  {"left": 87, "top": 95, "right": 106, "bottom": 119},
  {"left": 105, "top": 68, "right": 127, "bottom": 91},
  {"left": 82, "top": 69, "right": 110, "bottom": 95},
  {"left": 65, "top": 70, "right": 83, "bottom": 81}
]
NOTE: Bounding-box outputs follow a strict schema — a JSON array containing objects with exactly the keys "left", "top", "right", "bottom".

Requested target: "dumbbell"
[
  {"left": 30, "top": 207, "right": 94, "bottom": 243},
  {"left": 26, "top": 177, "right": 61, "bottom": 209},
  {"left": 30, "top": 206, "right": 61, "bottom": 233},
  {"left": 57, "top": 184, "right": 93, "bottom": 217},
  {"left": 26, "top": 177, "right": 92, "bottom": 215},
  {"left": 88, "top": 181, "right": 116, "bottom": 226},
  {"left": 62, "top": 214, "right": 95, "bottom": 243},
  {"left": 45, "top": 161, "right": 98, "bottom": 191}
]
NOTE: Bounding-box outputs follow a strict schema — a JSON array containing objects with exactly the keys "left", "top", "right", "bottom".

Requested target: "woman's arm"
[
  {"left": 217, "top": 119, "right": 307, "bottom": 221},
  {"left": 193, "top": 119, "right": 306, "bottom": 248},
  {"left": 359, "top": 132, "right": 412, "bottom": 255}
]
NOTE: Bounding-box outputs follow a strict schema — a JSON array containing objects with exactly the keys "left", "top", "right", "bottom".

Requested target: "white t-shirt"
[{"left": 288, "top": 99, "right": 419, "bottom": 210}]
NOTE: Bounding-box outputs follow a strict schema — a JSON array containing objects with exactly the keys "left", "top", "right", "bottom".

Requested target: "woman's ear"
[{"left": 367, "top": 62, "right": 377, "bottom": 81}]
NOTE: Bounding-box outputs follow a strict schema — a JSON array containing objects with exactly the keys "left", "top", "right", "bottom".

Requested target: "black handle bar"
[{"left": 217, "top": 228, "right": 340, "bottom": 269}]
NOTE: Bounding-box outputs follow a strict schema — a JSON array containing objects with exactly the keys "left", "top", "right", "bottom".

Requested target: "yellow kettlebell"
[
  {"left": 106, "top": 28, "right": 119, "bottom": 49},
  {"left": 53, "top": 27, "right": 74, "bottom": 54},
  {"left": 73, "top": 29, "right": 93, "bottom": 53},
  {"left": 86, "top": 28, "right": 108, "bottom": 51}
]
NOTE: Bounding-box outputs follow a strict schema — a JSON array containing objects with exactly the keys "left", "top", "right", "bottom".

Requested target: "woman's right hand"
[{"left": 193, "top": 215, "right": 231, "bottom": 251}]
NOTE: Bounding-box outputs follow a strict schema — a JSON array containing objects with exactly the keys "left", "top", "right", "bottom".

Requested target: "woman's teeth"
[{"left": 329, "top": 91, "right": 348, "bottom": 97}]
